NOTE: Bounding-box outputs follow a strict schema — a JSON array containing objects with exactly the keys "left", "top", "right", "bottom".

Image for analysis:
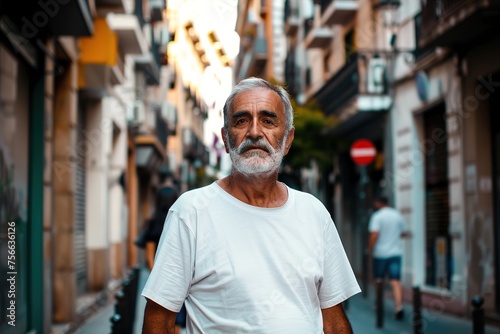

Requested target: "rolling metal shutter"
[
  {"left": 424, "top": 105, "right": 450, "bottom": 288},
  {"left": 75, "top": 108, "right": 87, "bottom": 295}
]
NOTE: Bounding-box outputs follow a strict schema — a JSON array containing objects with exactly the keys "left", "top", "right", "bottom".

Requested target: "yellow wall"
[{"left": 78, "top": 18, "right": 118, "bottom": 66}]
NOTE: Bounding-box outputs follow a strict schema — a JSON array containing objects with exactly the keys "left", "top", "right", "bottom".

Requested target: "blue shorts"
[{"left": 373, "top": 256, "right": 402, "bottom": 280}]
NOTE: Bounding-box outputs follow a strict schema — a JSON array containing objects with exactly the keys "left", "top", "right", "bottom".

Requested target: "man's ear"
[
  {"left": 221, "top": 127, "right": 230, "bottom": 153},
  {"left": 284, "top": 128, "right": 295, "bottom": 155}
]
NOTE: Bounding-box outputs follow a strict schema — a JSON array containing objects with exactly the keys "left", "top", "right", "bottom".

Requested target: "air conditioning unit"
[
  {"left": 127, "top": 100, "right": 146, "bottom": 125},
  {"left": 367, "top": 58, "right": 387, "bottom": 94}
]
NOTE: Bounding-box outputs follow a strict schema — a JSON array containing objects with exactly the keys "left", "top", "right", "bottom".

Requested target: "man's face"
[{"left": 221, "top": 87, "right": 294, "bottom": 176}]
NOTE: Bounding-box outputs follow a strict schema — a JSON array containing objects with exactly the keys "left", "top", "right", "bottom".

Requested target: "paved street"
[
  {"left": 74, "top": 266, "right": 500, "bottom": 334},
  {"left": 346, "top": 288, "right": 500, "bottom": 334}
]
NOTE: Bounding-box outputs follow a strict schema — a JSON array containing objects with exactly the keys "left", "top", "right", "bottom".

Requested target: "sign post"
[{"left": 350, "top": 139, "right": 377, "bottom": 302}]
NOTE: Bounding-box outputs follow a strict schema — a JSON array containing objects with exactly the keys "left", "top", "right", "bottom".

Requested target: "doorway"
[{"left": 423, "top": 103, "right": 451, "bottom": 289}]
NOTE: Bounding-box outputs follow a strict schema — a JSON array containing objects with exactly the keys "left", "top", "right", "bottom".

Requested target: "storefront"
[{"left": 0, "top": 38, "right": 44, "bottom": 333}]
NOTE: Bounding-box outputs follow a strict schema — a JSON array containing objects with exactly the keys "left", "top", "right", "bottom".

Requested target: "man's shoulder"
[
  {"left": 288, "top": 187, "right": 329, "bottom": 212},
  {"left": 173, "top": 182, "right": 219, "bottom": 209},
  {"left": 376, "top": 207, "right": 405, "bottom": 223}
]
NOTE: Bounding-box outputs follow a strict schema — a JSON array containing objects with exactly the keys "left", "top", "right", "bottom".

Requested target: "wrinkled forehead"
[{"left": 230, "top": 87, "right": 284, "bottom": 114}]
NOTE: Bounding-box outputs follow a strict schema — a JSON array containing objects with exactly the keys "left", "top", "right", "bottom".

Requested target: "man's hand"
[
  {"left": 142, "top": 298, "right": 178, "bottom": 334},
  {"left": 321, "top": 303, "right": 353, "bottom": 333}
]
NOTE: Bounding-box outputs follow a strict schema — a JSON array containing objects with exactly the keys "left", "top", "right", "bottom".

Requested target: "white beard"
[{"left": 228, "top": 136, "right": 287, "bottom": 176}]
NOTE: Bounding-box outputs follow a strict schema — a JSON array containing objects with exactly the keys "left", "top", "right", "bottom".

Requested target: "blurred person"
[
  {"left": 367, "top": 196, "right": 408, "bottom": 320},
  {"left": 144, "top": 169, "right": 179, "bottom": 271},
  {"left": 141, "top": 77, "right": 360, "bottom": 333},
  {"left": 142, "top": 169, "right": 185, "bottom": 331}
]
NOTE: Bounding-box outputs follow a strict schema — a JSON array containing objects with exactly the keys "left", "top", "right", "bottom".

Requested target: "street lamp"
[{"left": 374, "top": 0, "right": 401, "bottom": 49}]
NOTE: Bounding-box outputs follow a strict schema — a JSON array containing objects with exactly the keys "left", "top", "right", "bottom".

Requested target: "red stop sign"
[{"left": 350, "top": 139, "right": 376, "bottom": 166}]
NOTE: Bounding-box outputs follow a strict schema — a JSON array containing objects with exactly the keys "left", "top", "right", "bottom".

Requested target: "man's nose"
[{"left": 247, "top": 120, "right": 262, "bottom": 138}]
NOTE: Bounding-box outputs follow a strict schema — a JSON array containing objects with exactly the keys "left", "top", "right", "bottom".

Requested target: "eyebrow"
[{"left": 231, "top": 110, "right": 278, "bottom": 120}]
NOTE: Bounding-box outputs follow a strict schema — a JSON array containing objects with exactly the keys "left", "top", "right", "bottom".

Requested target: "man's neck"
[{"left": 217, "top": 172, "right": 288, "bottom": 208}]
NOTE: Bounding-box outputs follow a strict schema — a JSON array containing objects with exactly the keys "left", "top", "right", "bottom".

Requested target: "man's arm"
[
  {"left": 321, "top": 304, "right": 353, "bottom": 334},
  {"left": 145, "top": 242, "right": 156, "bottom": 271},
  {"left": 367, "top": 231, "right": 379, "bottom": 254},
  {"left": 142, "top": 298, "right": 178, "bottom": 334}
]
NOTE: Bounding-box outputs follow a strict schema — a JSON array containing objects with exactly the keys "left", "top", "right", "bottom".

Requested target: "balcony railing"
[
  {"left": 315, "top": 54, "right": 359, "bottom": 116},
  {"left": 182, "top": 128, "right": 206, "bottom": 162},
  {"left": 95, "top": 0, "right": 126, "bottom": 13},
  {"left": 248, "top": 35, "right": 268, "bottom": 75},
  {"left": 420, "top": 0, "right": 500, "bottom": 47},
  {"left": 304, "top": 26, "right": 334, "bottom": 49},
  {"left": 284, "top": 0, "right": 300, "bottom": 36},
  {"left": 313, "top": 53, "right": 391, "bottom": 136}
]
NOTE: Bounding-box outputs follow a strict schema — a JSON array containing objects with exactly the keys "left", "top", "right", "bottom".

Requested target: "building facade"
[
  {"left": 0, "top": 0, "right": 174, "bottom": 332},
  {"left": 393, "top": 0, "right": 500, "bottom": 320},
  {"left": 165, "top": 0, "right": 238, "bottom": 186},
  {"left": 282, "top": 0, "right": 500, "bottom": 322}
]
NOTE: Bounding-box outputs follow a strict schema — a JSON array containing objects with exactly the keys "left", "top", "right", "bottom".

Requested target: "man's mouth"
[{"left": 241, "top": 146, "right": 269, "bottom": 153}]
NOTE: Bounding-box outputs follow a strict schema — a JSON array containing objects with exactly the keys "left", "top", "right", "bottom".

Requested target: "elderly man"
[{"left": 142, "top": 78, "right": 360, "bottom": 333}]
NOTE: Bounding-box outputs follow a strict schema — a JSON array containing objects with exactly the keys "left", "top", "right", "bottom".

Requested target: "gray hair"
[{"left": 222, "top": 77, "right": 294, "bottom": 133}]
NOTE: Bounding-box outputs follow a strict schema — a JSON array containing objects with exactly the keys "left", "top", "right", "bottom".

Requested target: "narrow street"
[{"left": 74, "top": 267, "right": 500, "bottom": 334}]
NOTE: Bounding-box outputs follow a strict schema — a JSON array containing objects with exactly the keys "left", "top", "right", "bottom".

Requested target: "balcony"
[
  {"left": 0, "top": 0, "right": 93, "bottom": 38},
  {"left": 314, "top": 54, "right": 391, "bottom": 137},
  {"left": 182, "top": 128, "right": 208, "bottom": 163},
  {"left": 149, "top": 0, "right": 165, "bottom": 23},
  {"left": 420, "top": 0, "right": 500, "bottom": 48},
  {"left": 95, "top": 0, "right": 127, "bottom": 14},
  {"left": 185, "top": 22, "right": 210, "bottom": 68},
  {"left": 106, "top": 13, "right": 149, "bottom": 55},
  {"left": 304, "top": 26, "right": 334, "bottom": 49},
  {"left": 134, "top": 104, "right": 168, "bottom": 174},
  {"left": 248, "top": 35, "right": 268, "bottom": 75},
  {"left": 78, "top": 18, "right": 124, "bottom": 97},
  {"left": 285, "top": 16, "right": 300, "bottom": 37},
  {"left": 161, "top": 102, "right": 178, "bottom": 135},
  {"left": 284, "top": 1, "right": 300, "bottom": 36},
  {"left": 135, "top": 52, "right": 160, "bottom": 85},
  {"left": 208, "top": 31, "right": 231, "bottom": 67},
  {"left": 260, "top": 0, "right": 268, "bottom": 18},
  {"left": 237, "top": 23, "right": 268, "bottom": 79},
  {"left": 321, "top": 0, "right": 358, "bottom": 26},
  {"left": 135, "top": 134, "right": 166, "bottom": 174}
]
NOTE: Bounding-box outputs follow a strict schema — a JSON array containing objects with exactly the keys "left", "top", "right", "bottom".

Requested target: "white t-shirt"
[
  {"left": 142, "top": 182, "right": 360, "bottom": 333},
  {"left": 368, "top": 207, "right": 405, "bottom": 258}
]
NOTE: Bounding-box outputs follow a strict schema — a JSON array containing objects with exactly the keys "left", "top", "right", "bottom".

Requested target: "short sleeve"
[
  {"left": 141, "top": 209, "right": 196, "bottom": 312},
  {"left": 319, "top": 219, "right": 361, "bottom": 309}
]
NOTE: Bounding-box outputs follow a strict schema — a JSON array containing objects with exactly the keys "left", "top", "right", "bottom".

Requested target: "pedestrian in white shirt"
[{"left": 367, "top": 196, "right": 408, "bottom": 320}]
